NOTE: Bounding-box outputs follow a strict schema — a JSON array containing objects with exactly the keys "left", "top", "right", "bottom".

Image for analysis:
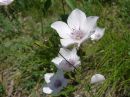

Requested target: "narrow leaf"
[{"left": 65, "top": 0, "right": 76, "bottom": 10}]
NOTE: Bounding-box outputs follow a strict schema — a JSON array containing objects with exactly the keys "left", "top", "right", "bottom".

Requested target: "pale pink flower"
[
  {"left": 43, "top": 70, "right": 67, "bottom": 94},
  {"left": 51, "top": 9, "right": 105, "bottom": 47},
  {"left": 0, "top": 0, "right": 14, "bottom": 5},
  {"left": 52, "top": 48, "right": 81, "bottom": 71}
]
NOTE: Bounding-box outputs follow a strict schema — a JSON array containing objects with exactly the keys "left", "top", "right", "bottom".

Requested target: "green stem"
[
  {"left": 62, "top": 0, "right": 65, "bottom": 15},
  {"left": 39, "top": 8, "right": 44, "bottom": 36}
]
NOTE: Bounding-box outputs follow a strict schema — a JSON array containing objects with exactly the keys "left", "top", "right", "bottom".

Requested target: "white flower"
[
  {"left": 0, "top": 0, "right": 14, "bottom": 6},
  {"left": 43, "top": 70, "right": 67, "bottom": 94},
  {"left": 90, "top": 27, "right": 105, "bottom": 41},
  {"left": 52, "top": 48, "right": 81, "bottom": 71},
  {"left": 51, "top": 9, "right": 105, "bottom": 47},
  {"left": 91, "top": 74, "right": 105, "bottom": 84}
]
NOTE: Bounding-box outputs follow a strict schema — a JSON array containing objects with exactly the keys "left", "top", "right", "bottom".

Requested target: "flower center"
[
  {"left": 54, "top": 79, "right": 62, "bottom": 88},
  {"left": 71, "top": 30, "right": 84, "bottom": 40}
]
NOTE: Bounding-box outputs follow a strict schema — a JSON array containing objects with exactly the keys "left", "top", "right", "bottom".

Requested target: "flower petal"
[
  {"left": 90, "top": 27, "right": 105, "bottom": 41},
  {"left": 59, "top": 60, "right": 74, "bottom": 71},
  {"left": 52, "top": 87, "right": 62, "bottom": 95},
  {"left": 60, "top": 39, "right": 76, "bottom": 47},
  {"left": 59, "top": 48, "right": 71, "bottom": 58},
  {"left": 44, "top": 73, "right": 54, "bottom": 83},
  {"left": 51, "top": 21, "right": 72, "bottom": 38},
  {"left": 67, "top": 9, "right": 87, "bottom": 30},
  {"left": 58, "top": 48, "right": 80, "bottom": 71},
  {"left": 81, "top": 16, "right": 99, "bottom": 35},
  {"left": 55, "top": 69, "right": 64, "bottom": 79},
  {"left": 91, "top": 74, "right": 105, "bottom": 84},
  {"left": 62, "top": 78, "right": 67, "bottom": 87},
  {"left": 0, "top": 0, "right": 13, "bottom": 5},
  {"left": 55, "top": 70, "right": 67, "bottom": 86},
  {"left": 43, "top": 84, "right": 53, "bottom": 94},
  {"left": 52, "top": 57, "right": 63, "bottom": 66},
  {"left": 70, "top": 48, "right": 80, "bottom": 61},
  {"left": 86, "top": 16, "right": 99, "bottom": 31},
  {"left": 74, "top": 61, "right": 81, "bottom": 67},
  {"left": 71, "top": 48, "right": 77, "bottom": 54}
]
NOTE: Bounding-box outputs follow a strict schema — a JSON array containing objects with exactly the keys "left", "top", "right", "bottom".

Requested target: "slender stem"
[
  {"left": 61, "top": 0, "right": 65, "bottom": 15},
  {"left": 5, "top": 6, "right": 11, "bottom": 20},
  {"left": 40, "top": 16, "right": 44, "bottom": 36},
  {"left": 81, "top": 0, "right": 86, "bottom": 10},
  {"left": 39, "top": 7, "right": 44, "bottom": 36}
]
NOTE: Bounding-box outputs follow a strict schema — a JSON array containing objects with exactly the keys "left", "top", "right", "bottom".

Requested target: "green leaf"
[
  {"left": 128, "top": 52, "right": 130, "bottom": 56},
  {"left": 65, "top": 0, "right": 76, "bottom": 10},
  {"left": 85, "top": 84, "right": 91, "bottom": 92}
]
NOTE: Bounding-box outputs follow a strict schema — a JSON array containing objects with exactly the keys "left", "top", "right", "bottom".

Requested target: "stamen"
[{"left": 71, "top": 30, "right": 84, "bottom": 40}]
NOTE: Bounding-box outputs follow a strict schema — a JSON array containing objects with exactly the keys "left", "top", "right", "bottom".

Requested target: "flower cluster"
[
  {"left": 0, "top": 0, "right": 14, "bottom": 6},
  {"left": 43, "top": 9, "right": 105, "bottom": 95}
]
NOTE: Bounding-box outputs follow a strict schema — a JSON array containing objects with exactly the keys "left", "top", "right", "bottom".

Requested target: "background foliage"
[{"left": 0, "top": 0, "right": 130, "bottom": 97}]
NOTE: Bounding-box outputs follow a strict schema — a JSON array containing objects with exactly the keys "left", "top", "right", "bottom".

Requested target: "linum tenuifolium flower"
[
  {"left": 43, "top": 70, "right": 67, "bottom": 94},
  {"left": 0, "top": 0, "right": 14, "bottom": 6},
  {"left": 51, "top": 9, "right": 105, "bottom": 47},
  {"left": 43, "top": 9, "right": 105, "bottom": 95},
  {"left": 52, "top": 48, "right": 81, "bottom": 72}
]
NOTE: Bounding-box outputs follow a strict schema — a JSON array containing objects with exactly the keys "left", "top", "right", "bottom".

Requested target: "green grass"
[{"left": 0, "top": 0, "right": 130, "bottom": 97}]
